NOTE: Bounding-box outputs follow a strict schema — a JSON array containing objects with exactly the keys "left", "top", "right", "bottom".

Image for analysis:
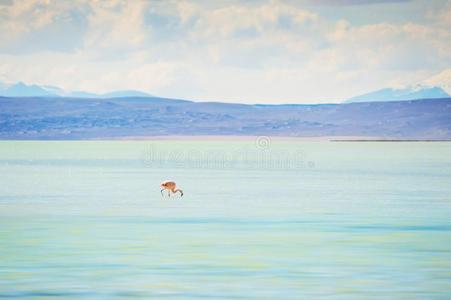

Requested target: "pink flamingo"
[{"left": 160, "top": 180, "right": 184, "bottom": 197}]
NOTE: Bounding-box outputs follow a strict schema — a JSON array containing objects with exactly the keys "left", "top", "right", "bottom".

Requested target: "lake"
[{"left": 1, "top": 140, "right": 450, "bottom": 299}]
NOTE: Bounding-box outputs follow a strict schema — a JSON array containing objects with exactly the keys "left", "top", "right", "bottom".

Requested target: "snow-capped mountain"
[
  {"left": 345, "top": 85, "right": 449, "bottom": 103},
  {"left": 422, "top": 69, "right": 451, "bottom": 95},
  {"left": 0, "top": 81, "right": 152, "bottom": 98},
  {"left": 346, "top": 69, "right": 451, "bottom": 103}
]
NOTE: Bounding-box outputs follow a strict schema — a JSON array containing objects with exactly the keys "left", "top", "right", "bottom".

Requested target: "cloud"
[
  {"left": 188, "top": 1, "right": 318, "bottom": 39},
  {"left": 0, "top": 0, "right": 450, "bottom": 103},
  {"left": 327, "top": 21, "right": 451, "bottom": 70},
  {"left": 84, "top": 0, "right": 150, "bottom": 57},
  {"left": 0, "top": 0, "right": 90, "bottom": 53},
  {"left": 436, "top": 0, "right": 451, "bottom": 27}
]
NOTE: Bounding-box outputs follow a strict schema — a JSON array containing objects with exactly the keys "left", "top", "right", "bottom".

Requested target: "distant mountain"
[
  {"left": 0, "top": 81, "right": 152, "bottom": 98},
  {"left": 345, "top": 85, "right": 449, "bottom": 103},
  {"left": 0, "top": 96, "right": 450, "bottom": 140},
  {"left": 422, "top": 69, "right": 451, "bottom": 95},
  {"left": 66, "top": 91, "right": 99, "bottom": 98},
  {"left": 0, "top": 82, "right": 57, "bottom": 97},
  {"left": 346, "top": 69, "right": 451, "bottom": 103}
]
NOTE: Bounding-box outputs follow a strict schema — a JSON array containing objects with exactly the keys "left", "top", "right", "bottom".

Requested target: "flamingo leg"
[{"left": 173, "top": 189, "right": 183, "bottom": 197}]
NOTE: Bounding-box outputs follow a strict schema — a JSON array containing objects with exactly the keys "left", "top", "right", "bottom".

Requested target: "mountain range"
[
  {"left": 1, "top": 70, "right": 450, "bottom": 140},
  {"left": 346, "top": 69, "right": 451, "bottom": 103},
  {"left": 345, "top": 85, "right": 449, "bottom": 103},
  {"left": 2, "top": 68, "right": 451, "bottom": 104},
  {"left": 0, "top": 81, "right": 152, "bottom": 98},
  {"left": 0, "top": 95, "right": 450, "bottom": 140}
]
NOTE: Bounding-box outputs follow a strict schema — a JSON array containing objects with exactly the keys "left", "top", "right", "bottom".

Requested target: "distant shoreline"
[
  {"left": 113, "top": 135, "right": 380, "bottom": 141},
  {"left": 105, "top": 135, "right": 451, "bottom": 142},
  {"left": 330, "top": 139, "right": 451, "bottom": 142},
  {"left": 1, "top": 136, "right": 450, "bottom": 142}
]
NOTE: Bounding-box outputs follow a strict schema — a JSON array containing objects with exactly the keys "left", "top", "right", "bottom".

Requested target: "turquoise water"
[{"left": 1, "top": 140, "right": 451, "bottom": 299}]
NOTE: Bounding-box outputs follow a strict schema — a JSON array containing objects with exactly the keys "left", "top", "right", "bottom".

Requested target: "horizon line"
[{"left": 2, "top": 94, "right": 451, "bottom": 106}]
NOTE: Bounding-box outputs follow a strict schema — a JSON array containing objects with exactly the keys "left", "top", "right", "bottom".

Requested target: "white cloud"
[
  {"left": 0, "top": 0, "right": 450, "bottom": 103},
  {"left": 188, "top": 1, "right": 318, "bottom": 38},
  {"left": 0, "top": 0, "right": 90, "bottom": 53},
  {"left": 83, "top": 0, "right": 149, "bottom": 56}
]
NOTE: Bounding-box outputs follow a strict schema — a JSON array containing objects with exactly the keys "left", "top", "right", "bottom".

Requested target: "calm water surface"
[{"left": 0, "top": 141, "right": 450, "bottom": 299}]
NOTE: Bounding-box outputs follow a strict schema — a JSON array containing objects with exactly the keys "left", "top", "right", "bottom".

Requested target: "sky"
[{"left": 0, "top": 0, "right": 450, "bottom": 103}]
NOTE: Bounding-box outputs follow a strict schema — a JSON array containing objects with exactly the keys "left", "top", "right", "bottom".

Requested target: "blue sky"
[{"left": 0, "top": 0, "right": 450, "bottom": 103}]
